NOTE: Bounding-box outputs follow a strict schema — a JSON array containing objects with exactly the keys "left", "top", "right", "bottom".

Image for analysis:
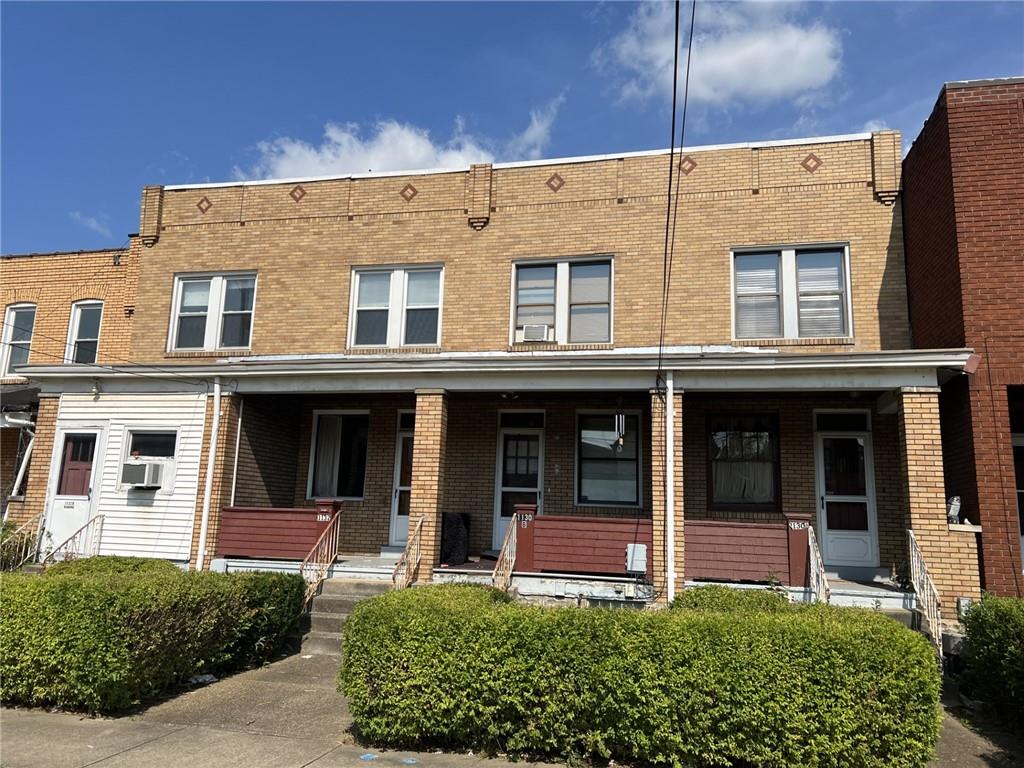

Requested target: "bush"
[
  {"left": 341, "top": 585, "right": 941, "bottom": 767},
  {"left": 46, "top": 555, "right": 182, "bottom": 577},
  {"left": 671, "top": 584, "right": 792, "bottom": 613},
  {"left": 0, "top": 568, "right": 305, "bottom": 713},
  {"left": 962, "top": 594, "right": 1024, "bottom": 730}
]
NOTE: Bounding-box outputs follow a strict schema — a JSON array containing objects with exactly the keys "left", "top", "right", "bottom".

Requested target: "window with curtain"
[
  {"left": 707, "top": 413, "right": 779, "bottom": 510},
  {"left": 577, "top": 412, "right": 640, "bottom": 505},
  {"left": 351, "top": 267, "right": 442, "bottom": 347},
  {"left": 310, "top": 413, "right": 370, "bottom": 498}
]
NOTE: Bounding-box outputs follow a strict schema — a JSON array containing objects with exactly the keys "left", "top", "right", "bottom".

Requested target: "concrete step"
[
  {"left": 311, "top": 594, "right": 365, "bottom": 615},
  {"left": 301, "top": 630, "right": 344, "bottom": 656},
  {"left": 320, "top": 578, "right": 393, "bottom": 597},
  {"left": 310, "top": 611, "right": 348, "bottom": 634}
]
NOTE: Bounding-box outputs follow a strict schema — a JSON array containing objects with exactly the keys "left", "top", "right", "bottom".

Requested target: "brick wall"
[
  {"left": 1, "top": 427, "right": 21, "bottom": 503},
  {"left": 902, "top": 80, "right": 1024, "bottom": 595},
  {"left": 232, "top": 395, "right": 302, "bottom": 508},
  {"left": 128, "top": 133, "right": 909, "bottom": 362},
  {"left": 4, "top": 396, "right": 59, "bottom": 525}
]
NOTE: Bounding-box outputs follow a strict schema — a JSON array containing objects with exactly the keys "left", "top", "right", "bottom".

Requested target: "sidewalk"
[{"left": 0, "top": 653, "right": 1019, "bottom": 768}]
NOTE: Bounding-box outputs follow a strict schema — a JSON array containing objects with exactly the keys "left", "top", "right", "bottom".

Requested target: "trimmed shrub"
[
  {"left": 46, "top": 555, "right": 182, "bottom": 577},
  {"left": 341, "top": 585, "right": 941, "bottom": 767},
  {"left": 671, "top": 584, "right": 792, "bottom": 613},
  {"left": 962, "top": 594, "right": 1024, "bottom": 730},
  {"left": 0, "top": 569, "right": 305, "bottom": 712}
]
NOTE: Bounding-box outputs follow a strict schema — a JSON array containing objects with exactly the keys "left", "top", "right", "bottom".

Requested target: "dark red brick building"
[{"left": 902, "top": 78, "right": 1024, "bottom": 597}]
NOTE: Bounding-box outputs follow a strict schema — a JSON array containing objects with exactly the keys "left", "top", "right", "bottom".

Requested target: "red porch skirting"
[
  {"left": 684, "top": 516, "right": 810, "bottom": 587},
  {"left": 515, "top": 510, "right": 654, "bottom": 579},
  {"left": 217, "top": 506, "right": 332, "bottom": 559}
]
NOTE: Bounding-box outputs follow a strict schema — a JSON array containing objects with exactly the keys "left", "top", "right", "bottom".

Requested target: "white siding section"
[{"left": 55, "top": 393, "right": 208, "bottom": 561}]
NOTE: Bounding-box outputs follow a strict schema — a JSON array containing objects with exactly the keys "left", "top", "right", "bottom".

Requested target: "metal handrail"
[
  {"left": 41, "top": 514, "right": 104, "bottom": 565},
  {"left": 807, "top": 526, "right": 831, "bottom": 604},
  {"left": 0, "top": 510, "right": 45, "bottom": 571},
  {"left": 299, "top": 510, "right": 342, "bottom": 606},
  {"left": 392, "top": 516, "right": 424, "bottom": 590},
  {"left": 908, "top": 530, "right": 943, "bottom": 657},
  {"left": 491, "top": 518, "right": 517, "bottom": 592}
]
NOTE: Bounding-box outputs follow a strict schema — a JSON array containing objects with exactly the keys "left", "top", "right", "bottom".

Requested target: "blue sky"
[{"left": 2, "top": 1, "right": 1022, "bottom": 254}]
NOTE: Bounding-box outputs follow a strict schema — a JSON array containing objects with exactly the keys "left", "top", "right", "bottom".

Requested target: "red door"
[{"left": 57, "top": 434, "right": 96, "bottom": 497}]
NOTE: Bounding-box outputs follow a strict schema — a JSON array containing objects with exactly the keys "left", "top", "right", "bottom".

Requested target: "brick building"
[
  {"left": 902, "top": 77, "right": 1024, "bottom": 597},
  {"left": 3, "top": 129, "right": 983, "bottom": 637}
]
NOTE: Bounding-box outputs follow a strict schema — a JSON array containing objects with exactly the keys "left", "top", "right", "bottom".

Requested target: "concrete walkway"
[{"left": 0, "top": 653, "right": 1019, "bottom": 767}]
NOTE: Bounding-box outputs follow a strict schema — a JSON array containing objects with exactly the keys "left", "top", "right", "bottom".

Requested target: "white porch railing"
[
  {"left": 492, "top": 518, "right": 517, "bottom": 592},
  {"left": 807, "top": 526, "right": 831, "bottom": 604},
  {"left": 41, "top": 514, "right": 104, "bottom": 565},
  {"left": 0, "top": 510, "right": 44, "bottom": 571},
  {"left": 908, "top": 530, "right": 943, "bottom": 657},
  {"left": 392, "top": 516, "right": 424, "bottom": 590},
  {"left": 299, "top": 510, "right": 342, "bottom": 606}
]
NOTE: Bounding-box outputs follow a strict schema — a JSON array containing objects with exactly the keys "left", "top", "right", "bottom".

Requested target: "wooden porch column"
[
  {"left": 897, "top": 387, "right": 981, "bottom": 612},
  {"left": 410, "top": 389, "right": 448, "bottom": 584}
]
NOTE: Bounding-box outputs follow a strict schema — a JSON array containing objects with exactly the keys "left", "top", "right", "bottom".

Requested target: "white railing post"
[
  {"left": 491, "top": 517, "right": 517, "bottom": 592},
  {"left": 807, "top": 527, "right": 831, "bottom": 604},
  {"left": 908, "top": 530, "right": 943, "bottom": 657},
  {"left": 0, "top": 509, "right": 45, "bottom": 571},
  {"left": 392, "top": 516, "right": 424, "bottom": 590},
  {"left": 42, "top": 514, "right": 105, "bottom": 565},
  {"left": 299, "top": 509, "right": 343, "bottom": 606}
]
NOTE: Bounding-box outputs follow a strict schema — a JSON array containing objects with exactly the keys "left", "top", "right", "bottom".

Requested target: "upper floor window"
[
  {"left": 2, "top": 303, "right": 36, "bottom": 375},
  {"left": 513, "top": 258, "right": 612, "bottom": 344},
  {"left": 733, "top": 246, "right": 850, "bottom": 340},
  {"left": 67, "top": 300, "right": 103, "bottom": 364},
  {"left": 171, "top": 273, "right": 256, "bottom": 351},
  {"left": 350, "top": 267, "right": 442, "bottom": 348}
]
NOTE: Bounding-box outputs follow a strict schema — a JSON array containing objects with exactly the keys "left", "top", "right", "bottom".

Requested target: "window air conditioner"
[
  {"left": 521, "top": 324, "right": 551, "bottom": 342},
  {"left": 121, "top": 461, "right": 163, "bottom": 490}
]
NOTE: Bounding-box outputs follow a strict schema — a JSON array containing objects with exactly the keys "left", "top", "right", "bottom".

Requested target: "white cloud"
[
  {"left": 234, "top": 96, "right": 565, "bottom": 180},
  {"left": 861, "top": 119, "right": 890, "bottom": 132},
  {"left": 69, "top": 211, "right": 112, "bottom": 239},
  {"left": 596, "top": 1, "right": 842, "bottom": 107}
]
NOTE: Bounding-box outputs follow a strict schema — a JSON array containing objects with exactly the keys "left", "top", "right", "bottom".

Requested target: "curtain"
[
  {"left": 313, "top": 415, "right": 341, "bottom": 497},
  {"left": 712, "top": 460, "right": 774, "bottom": 504}
]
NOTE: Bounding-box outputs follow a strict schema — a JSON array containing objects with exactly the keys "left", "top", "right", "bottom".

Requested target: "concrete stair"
[{"left": 301, "top": 577, "right": 392, "bottom": 656}]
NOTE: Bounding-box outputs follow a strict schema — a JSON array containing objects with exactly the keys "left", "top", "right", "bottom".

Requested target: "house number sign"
[
  {"left": 517, "top": 512, "right": 534, "bottom": 527},
  {"left": 316, "top": 513, "right": 331, "bottom": 522}
]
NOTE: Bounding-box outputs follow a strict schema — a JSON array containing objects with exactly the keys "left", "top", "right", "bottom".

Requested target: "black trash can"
[{"left": 440, "top": 512, "right": 471, "bottom": 566}]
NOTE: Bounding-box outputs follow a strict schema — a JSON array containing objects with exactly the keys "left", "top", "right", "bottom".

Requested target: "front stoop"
[{"left": 301, "top": 578, "right": 392, "bottom": 656}]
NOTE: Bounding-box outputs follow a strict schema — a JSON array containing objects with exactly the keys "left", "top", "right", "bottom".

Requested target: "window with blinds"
[
  {"left": 734, "top": 253, "right": 782, "bottom": 339},
  {"left": 512, "top": 258, "right": 612, "bottom": 344},
  {"left": 797, "top": 249, "right": 847, "bottom": 337}
]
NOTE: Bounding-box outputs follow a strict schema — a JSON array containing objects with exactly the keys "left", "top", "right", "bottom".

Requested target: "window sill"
[
  {"left": 304, "top": 497, "right": 365, "bottom": 503},
  {"left": 164, "top": 349, "right": 253, "bottom": 359},
  {"left": 949, "top": 522, "right": 983, "bottom": 533},
  {"left": 509, "top": 342, "right": 614, "bottom": 353},
  {"left": 345, "top": 346, "right": 442, "bottom": 355},
  {"left": 734, "top": 337, "right": 854, "bottom": 347}
]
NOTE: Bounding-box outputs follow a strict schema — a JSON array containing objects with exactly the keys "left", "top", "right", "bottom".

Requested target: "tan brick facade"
[
  {"left": 4, "top": 396, "right": 59, "bottom": 525},
  {"left": 410, "top": 390, "right": 447, "bottom": 582}
]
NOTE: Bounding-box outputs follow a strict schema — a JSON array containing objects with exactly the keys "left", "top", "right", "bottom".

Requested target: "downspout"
[
  {"left": 229, "top": 398, "right": 244, "bottom": 507},
  {"left": 665, "top": 370, "right": 676, "bottom": 603},
  {"left": 196, "top": 376, "right": 222, "bottom": 571}
]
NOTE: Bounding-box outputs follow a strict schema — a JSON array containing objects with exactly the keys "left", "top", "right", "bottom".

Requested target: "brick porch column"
[
  {"left": 410, "top": 389, "right": 448, "bottom": 584},
  {"left": 897, "top": 387, "right": 981, "bottom": 615},
  {"left": 650, "top": 387, "right": 684, "bottom": 604},
  {"left": 190, "top": 393, "right": 239, "bottom": 569}
]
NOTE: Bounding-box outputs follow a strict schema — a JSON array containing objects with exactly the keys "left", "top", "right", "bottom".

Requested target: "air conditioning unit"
[
  {"left": 121, "top": 461, "right": 163, "bottom": 490},
  {"left": 521, "top": 324, "right": 551, "bottom": 342}
]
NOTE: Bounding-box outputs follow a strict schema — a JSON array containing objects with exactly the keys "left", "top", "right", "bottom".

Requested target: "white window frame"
[
  {"left": 305, "top": 409, "right": 371, "bottom": 501},
  {"left": 168, "top": 272, "right": 258, "bottom": 352},
  {"left": 65, "top": 300, "right": 104, "bottom": 364},
  {"left": 119, "top": 426, "right": 179, "bottom": 494},
  {"left": 2, "top": 302, "right": 36, "bottom": 375},
  {"left": 731, "top": 243, "right": 853, "bottom": 341},
  {"left": 574, "top": 409, "right": 643, "bottom": 509},
  {"left": 348, "top": 265, "right": 444, "bottom": 349},
  {"left": 509, "top": 255, "right": 614, "bottom": 345}
]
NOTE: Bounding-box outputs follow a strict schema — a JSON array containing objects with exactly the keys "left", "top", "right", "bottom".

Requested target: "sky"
[{"left": 2, "top": 1, "right": 1022, "bottom": 254}]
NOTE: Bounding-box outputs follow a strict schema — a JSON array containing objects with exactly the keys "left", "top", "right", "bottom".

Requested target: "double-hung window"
[
  {"left": 171, "top": 273, "right": 256, "bottom": 351},
  {"left": 513, "top": 258, "right": 612, "bottom": 344},
  {"left": 707, "top": 413, "right": 779, "bottom": 511},
  {"left": 350, "top": 267, "right": 442, "bottom": 348},
  {"left": 67, "top": 300, "right": 103, "bottom": 364},
  {"left": 308, "top": 412, "right": 370, "bottom": 499},
  {"left": 576, "top": 412, "right": 640, "bottom": 506},
  {"left": 2, "top": 303, "right": 36, "bottom": 374},
  {"left": 733, "top": 246, "right": 851, "bottom": 340}
]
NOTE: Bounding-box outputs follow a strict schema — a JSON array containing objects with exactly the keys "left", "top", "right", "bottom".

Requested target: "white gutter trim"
[
  {"left": 665, "top": 372, "right": 676, "bottom": 604},
  {"left": 162, "top": 133, "right": 873, "bottom": 191},
  {"left": 196, "top": 376, "right": 221, "bottom": 571}
]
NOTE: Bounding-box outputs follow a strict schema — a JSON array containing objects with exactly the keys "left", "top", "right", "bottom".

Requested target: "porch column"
[
  {"left": 650, "top": 386, "right": 684, "bottom": 604},
  {"left": 897, "top": 387, "right": 981, "bottom": 616},
  {"left": 190, "top": 392, "right": 239, "bottom": 570},
  {"left": 410, "top": 389, "right": 448, "bottom": 584}
]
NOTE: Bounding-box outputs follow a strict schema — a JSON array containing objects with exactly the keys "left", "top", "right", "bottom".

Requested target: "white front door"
[
  {"left": 493, "top": 429, "right": 543, "bottom": 550},
  {"left": 389, "top": 431, "right": 414, "bottom": 546},
  {"left": 44, "top": 429, "right": 103, "bottom": 556},
  {"left": 815, "top": 431, "right": 879, "bottom": 568}
]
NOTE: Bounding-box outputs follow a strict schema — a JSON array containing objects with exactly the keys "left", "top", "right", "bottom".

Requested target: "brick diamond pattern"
[
  {"left": 801, "top": 153, "right": 823, "bottom": 174},
  {"left": 546, "top": 173, "right": 565, "bottom": 192},
  {"left": 400, "top": 183, "right": 418, "bottom": 202},
  {"left": 289, "top": 185, "right": 306, "bottom": 202},
  {"left": 196, "top": 196, "right": 212, "bottom": 214},
  {"left": 678, "top": 155, "right": 697, "bottom": 175}
]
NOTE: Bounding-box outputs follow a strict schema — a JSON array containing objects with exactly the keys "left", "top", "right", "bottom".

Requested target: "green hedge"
[
  {"left": 963, "top": 594, "right": 1024, "bottom": 730},
  {"left": 671, "top": 584, "right": 792, "bottom": 613},
  {"left": 340, "top": 585, "right": 941, "bottom": 767},
  {"left": 45, "top": 555, "right": 182, "bottom": 577},
  {"left": 0, "top": 568, "right": 305, "bottom": 712}
]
